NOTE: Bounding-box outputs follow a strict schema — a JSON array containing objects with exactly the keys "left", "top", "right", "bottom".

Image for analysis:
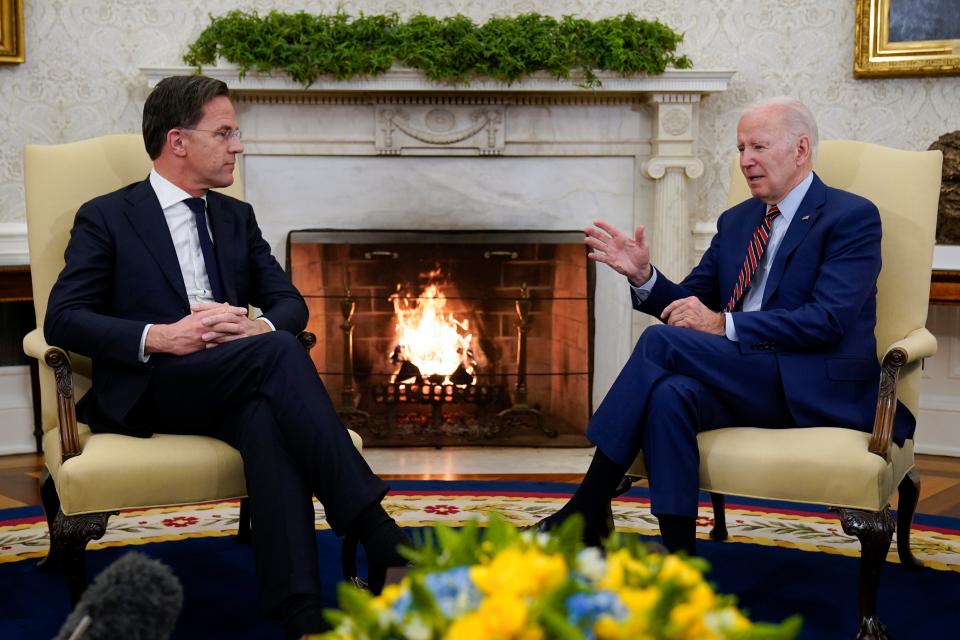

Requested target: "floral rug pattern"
[{"left": 3, "top": 490, "right": 959, "bottom": 572}]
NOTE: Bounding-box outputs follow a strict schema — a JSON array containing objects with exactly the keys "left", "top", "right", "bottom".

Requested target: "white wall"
[{"left": 0, "top": 0, "right": 958, "bottom": 454}]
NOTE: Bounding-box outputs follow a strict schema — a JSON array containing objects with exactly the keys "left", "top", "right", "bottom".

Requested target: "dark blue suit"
[
  {"left": 45, "top": 178, "right": 388, "bottom": 613},
  {"left": 587, "top": 173, "right": 914, "bottom": 517}
]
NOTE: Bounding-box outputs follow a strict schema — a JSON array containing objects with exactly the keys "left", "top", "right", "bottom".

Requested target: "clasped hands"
[
  {"left": 584, "top": 219, "right": 724, "bottom": 336},
  {"left": 145, "top": 302, "right": 271, "bottom": 356}
]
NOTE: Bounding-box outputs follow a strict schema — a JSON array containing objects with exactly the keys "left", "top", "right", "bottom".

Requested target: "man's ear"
[
  {"left": 796, "top": 135, "right": 812, "bottom": 166},
  {"left": 167, "top": 129, "right": 187, "bottom": 157}
]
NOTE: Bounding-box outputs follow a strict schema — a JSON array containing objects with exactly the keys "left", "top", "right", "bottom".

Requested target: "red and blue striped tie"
[{"left": 726, "top": 204, "right": 780, "bottom": 312}]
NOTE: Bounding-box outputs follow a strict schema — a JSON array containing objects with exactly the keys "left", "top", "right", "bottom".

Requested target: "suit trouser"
[
  {"left": 140, "top": 331, "right": 388, "bottom": 613},
  {"left": 587, "top": 324, "right": 794, "bottom": 517}
]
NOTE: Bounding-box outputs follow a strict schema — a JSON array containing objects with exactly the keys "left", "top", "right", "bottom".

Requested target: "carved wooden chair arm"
[
  {"left": 20, "top": 327, "right": 317, "bottom": 466},
  {"left": 297, "top": 330, "right": 317, "bottom": 352},
  {"left": 868, "top": 327, "right": 937, "bottom": 460},
  {"left": 22, "top": 328, "right": 81, "bottom": 463}
]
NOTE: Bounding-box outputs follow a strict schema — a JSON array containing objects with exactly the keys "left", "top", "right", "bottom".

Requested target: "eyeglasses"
[{"left": 180, "top": 127, "right": 242, "bottom": 142}]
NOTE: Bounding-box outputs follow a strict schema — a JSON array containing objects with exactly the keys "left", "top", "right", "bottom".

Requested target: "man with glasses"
[{"left": 45, "top": 75, "right": 409, "bottom": 638}]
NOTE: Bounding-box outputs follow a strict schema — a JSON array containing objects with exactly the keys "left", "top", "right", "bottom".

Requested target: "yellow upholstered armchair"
[
  {"left": 22, "top": 134, "right": 363, "bottom": 602},
  {"left": 623, "top": 140, "right": 942, "bottom": 639}
]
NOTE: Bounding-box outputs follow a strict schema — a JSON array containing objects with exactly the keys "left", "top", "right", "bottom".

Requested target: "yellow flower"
[
  {"left": 478, "top": 594, "right": 528, "bottom": 637},
  {"left": 669, "top": 583, "right": 719, "bottom": 638},
  {"left": 442, "top": 596, "right": 537, "bottom": 640},
  {"left": 518, "top": 625, "right": 544, "bottom": 640},
  {"left": 619, "top": 586, "right": 659, "bottom": 614},
  {"left": 598, "top": 549, "right": 650, "bottom": 590},
  {"left": 372, "top": 583, "right": 404, "bottom": 610},
  {"left": 470, "top": 548, "right": 566, "bottom": 597},
  {"left": 594, "top": 614, "right": 623, "bottom": 640},
  {"left": 444, "top": 612, "right": 488, "bottom": 640},
  {"left": 689, "top": 583, "right": 716, "bottom": 611},
  {"left": 659, "top": 555, "right": 703, "bottom": 587}
]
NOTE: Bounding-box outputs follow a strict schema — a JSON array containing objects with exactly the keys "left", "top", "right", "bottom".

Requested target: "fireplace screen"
[{"left": 288, "top": 230, "right": 594, "bottom": 447}]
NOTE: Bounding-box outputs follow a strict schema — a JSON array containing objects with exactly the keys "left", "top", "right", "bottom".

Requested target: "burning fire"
[{"left": 389, "top": 272, "right": 478, "bottom": 386}]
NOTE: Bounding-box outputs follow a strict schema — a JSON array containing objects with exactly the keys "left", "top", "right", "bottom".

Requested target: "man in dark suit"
[
  {"left": 45, "top": 75, "right": 409, "bottom": 638},
  {"left": 536, "top": 97, "right": 913, "bottom": 554}
]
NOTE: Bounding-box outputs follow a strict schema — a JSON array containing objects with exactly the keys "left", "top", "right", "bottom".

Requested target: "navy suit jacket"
[
  {"left": 637, "top": 173, "right": 913, "bottom": 444},
  {"left": 45, "top": 178, "right": 308, "bottom": 435}
]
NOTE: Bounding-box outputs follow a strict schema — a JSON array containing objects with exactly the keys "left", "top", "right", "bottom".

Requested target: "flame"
[{"left": 389, "top": 276, "right": 476, "bottom": 385}]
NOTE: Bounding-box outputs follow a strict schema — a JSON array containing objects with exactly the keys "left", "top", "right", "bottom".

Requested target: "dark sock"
[
  {"left": 279, "top": 593, "right": 328, "bottom": 640},
  {"left": 657, "top": 514, "right": 697, "bottom": 556},
  {"left": 350, "top": 501, "right": 411, "bottom": 568},
  {"left": 550, "top": 448, "right": 627, "bottom": 535}
]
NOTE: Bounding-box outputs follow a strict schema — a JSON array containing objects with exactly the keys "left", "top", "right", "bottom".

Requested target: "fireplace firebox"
[{"left": 288, "top": 230, "right": 594, "bottom": 447}]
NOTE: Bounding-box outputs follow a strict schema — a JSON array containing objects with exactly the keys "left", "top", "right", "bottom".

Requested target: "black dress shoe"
[{"left": 527, "top": 511, "right": 610, "bottom": 548}]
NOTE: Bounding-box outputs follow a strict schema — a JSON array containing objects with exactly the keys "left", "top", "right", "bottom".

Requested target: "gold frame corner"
[{"left": 854, "top": 0, "right": 960, "bottom": 78}]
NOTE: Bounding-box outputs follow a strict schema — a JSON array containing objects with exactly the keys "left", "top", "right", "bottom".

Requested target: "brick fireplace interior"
[{"left": 288, "top": 230, "right": 594, "bottom": 447}]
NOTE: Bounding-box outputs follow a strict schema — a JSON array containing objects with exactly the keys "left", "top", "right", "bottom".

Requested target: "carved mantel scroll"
[{"left": 376, "top": 104, "right": 505, "bottom": 155}]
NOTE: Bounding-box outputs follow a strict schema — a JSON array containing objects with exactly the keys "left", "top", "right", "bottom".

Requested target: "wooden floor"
[{"left": 2, "top": 452, "right": 959, "bottom": 518}]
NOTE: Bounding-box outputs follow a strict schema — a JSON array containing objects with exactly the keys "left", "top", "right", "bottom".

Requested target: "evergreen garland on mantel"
[{"left": 184, "top": 11, "right": 693, "bottom": 88}]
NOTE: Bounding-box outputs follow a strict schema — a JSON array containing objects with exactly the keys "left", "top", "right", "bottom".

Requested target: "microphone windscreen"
[{"left": 56, "top": 551, "right": 183, "bottom": 640}]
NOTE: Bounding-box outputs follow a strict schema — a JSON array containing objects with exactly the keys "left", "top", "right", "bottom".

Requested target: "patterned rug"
[
  {"left": 2, "top": 480, "right": 958, "bottom": 639},
  {"left": 4, "top": 481, "right": 959, "bottom": 571}
]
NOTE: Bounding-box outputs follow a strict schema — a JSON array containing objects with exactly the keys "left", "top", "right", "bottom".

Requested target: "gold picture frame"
[
  {"left": 0, "top": 0, "right": 24, "bottom": 64},
  {"left": 854, "top": 0, "right": 960, "bottom": 77}
]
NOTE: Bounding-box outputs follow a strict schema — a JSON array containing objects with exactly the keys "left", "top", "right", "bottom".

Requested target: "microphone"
[{"left": 56, "top": 552, "right": 183, "bottom": 640}]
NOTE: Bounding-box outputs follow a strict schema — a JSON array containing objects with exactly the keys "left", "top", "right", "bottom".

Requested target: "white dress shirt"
[
  {"left": 138, "top": 169, "right": 274, "bottom": 361},
  {"left": 632, "top": 171, "right": 814, "bottom": 341}
]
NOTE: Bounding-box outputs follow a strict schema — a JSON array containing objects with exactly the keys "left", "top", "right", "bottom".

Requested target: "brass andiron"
[
  {"left": 337, "top": 268, "right": 368, "bottom": 422},
  {"left": 499, "top": 283, "right": 554, "bottom": 436},
  {"left": 340, "top": 283, "right": 357, "bottom": 409}
]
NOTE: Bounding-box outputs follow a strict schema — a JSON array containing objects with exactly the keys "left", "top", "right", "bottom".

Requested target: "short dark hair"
[{"left": 142, "top": 76, "right": 230, "bottom": 159}]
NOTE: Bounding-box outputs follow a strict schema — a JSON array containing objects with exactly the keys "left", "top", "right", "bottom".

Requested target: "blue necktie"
[{"left": 182, "top": 197, "right": 226, "bottom": 302}]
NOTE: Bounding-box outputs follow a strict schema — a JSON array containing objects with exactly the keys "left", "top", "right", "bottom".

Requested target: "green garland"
[{"left": 183, "top": 11, "right": 692, "bottom": 87}]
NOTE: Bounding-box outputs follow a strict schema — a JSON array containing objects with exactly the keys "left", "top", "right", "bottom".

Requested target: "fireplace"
[{"left": 288, "top": 230, "right": 594, "bottom": 446}]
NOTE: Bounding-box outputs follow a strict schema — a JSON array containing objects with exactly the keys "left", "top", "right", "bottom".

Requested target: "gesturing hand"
[
  {"left": 583, "top": 220, "right": 653, "bottom": 285},
  {"left": 662, "top": 296, "right": 725, "bottom": 336}
]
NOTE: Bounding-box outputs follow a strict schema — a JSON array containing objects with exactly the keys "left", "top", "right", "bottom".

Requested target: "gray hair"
[{"left": 743, "top": 96, "right": 819, "bottom": 157}]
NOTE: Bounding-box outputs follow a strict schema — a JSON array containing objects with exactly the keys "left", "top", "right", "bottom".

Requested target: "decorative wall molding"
[
  {"left": 375, "top": 104, "right": 505, "bottom": 155},
  {"left": 0, "top": 222, "right": 28, "bottom": 266}
]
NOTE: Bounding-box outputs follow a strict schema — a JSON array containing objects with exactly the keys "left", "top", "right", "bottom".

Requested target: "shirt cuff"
[
  {"left": 139, "top": 324, "right": 152, "bottom": 363},
  {"left": 628, "top": 267, "right": 658, "bottom": 303},
  {"left": 724, "top": 312, "right": 739, "bottom": 342},
  {"left": 257, "top": 316, "right": 276, "bottom": 332}
]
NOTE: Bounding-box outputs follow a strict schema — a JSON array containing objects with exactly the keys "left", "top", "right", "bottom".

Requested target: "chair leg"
[
  {"left": 50, "top": 509, "right": 113, "bottom": 605},
  {"left": 709, "top": 492, "right": 728, "bottom": 541},
  {"left": 237, "top": 497, "right": 252, "bottom": 544},
  {"left": 896, "top": 468, "right": 923, "bottom": 571},
  {"left": 838, "top": 507, "right": 894, "bottom": 640},
  {"left": 37, "top": 472, "right": 62, "bottom": 571}
]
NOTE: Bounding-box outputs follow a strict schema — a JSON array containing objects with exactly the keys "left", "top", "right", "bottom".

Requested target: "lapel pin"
[{"left": 801, "top": 215, "right": 810, "bottom": 221}]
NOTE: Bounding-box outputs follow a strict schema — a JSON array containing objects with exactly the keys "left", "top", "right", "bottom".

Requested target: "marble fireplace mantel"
[
  {"left": 142, "top": 66, "right": 734, "bottom": 404},
  {"left": 142, "top": 65, "right": 734, "bottom": 281}
]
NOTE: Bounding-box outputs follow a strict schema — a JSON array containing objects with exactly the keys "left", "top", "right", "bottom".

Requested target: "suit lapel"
[
  {"left": 207, "top": 194, "right": 238, "bottom": 305},
  {"left": 761, "top": 173, "right": 826, "bottom": 306},
  {"left": 123, "top": 180, "right": 189, "bottom": 303}
]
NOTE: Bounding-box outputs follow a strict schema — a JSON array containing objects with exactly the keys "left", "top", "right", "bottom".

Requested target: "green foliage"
[{"left": 183, "top": 10, "right": 693, "bottom": 87}]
